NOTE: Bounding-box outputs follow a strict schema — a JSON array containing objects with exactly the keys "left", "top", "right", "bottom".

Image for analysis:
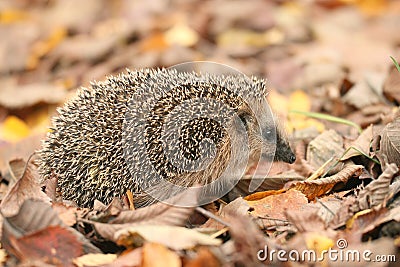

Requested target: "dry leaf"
[
  {"left": 9, "top": 225, "right": 83, "bottom": 267},
  {"left": 142, "top": 243, "right": 181, "bottom": 267},
  {"left": 0, "top": 159, "right": 50, "bottom": 217},
  {"left": 184, "top": 247, "right": 220, "bottom": 267},
  {"left": 307, "top": 130, "right": 344, "bottom": 171},
  {"left": 285, "top": 165, "right": 365, "bottom": 201},
  {"left": 0, "top": 116, "right": 30, "bottom": 143},
  {"left": 383, "top": 67, "right": 400, "bottom": 104},
  {"left": 164, "top": 23, "right": 199, "bottom": 47},
  {"left": 52, "top": 203, "right": 88, "bottom": 227},
  {"left": 343, "top": 79, "right": 382, "bottom": 109},
  {"left": 2, "top": 199, "right": 100, "bottom": 258},
  {"left": 0, "top": 133, "right": 44, "bottom": 177},
  {"left": 103, "top": 247, "right": 142, "bottom": 267},
  {"left": 380, "top": 116, "right": 400, "bottom": 166},
  {"left": 115, "top": 225, "right": 222, "bottom": 250},
  {"left": 247, "top": 189, "right": 308, "bottom": 221},
  {"left": 357, "top": 163, "right": 398, "bottom": 210},
  {"left": 226, "top": 212, "right": 273, "bottom": 266},
  {"left": 202, "top": 197, "right": 250, "bottom": 230},
  {"left": 88, "top": 189, "right": 198, "bottom": 240},
  {"left": 73, "top": 253, "right": 117, "bottom": 267},
  {"left": 0, "top": 82, "right": 67, "bottom": 109},
  {"left": 341, "top": 125, "right": 374, "bottom": 160}
]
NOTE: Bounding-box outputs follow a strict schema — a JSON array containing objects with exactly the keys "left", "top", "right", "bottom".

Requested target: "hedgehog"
[{"left": 38, "top": 68, "right": 296, "bottom": 208}]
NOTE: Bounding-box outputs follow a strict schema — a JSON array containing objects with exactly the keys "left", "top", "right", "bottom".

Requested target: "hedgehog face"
[{"left": 237, "top": 97, "right": 296, "bottom": 164}]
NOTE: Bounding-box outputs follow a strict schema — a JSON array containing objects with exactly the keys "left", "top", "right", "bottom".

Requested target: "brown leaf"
[
  {"left": 202, "top": 197, "right": 250, "bottom": 230},
  {"left": 184, "top": 247, "right": 220, "bottom": 267},
  {"left": 285, "top": 208, "right": 327, "bottom": 233},
  {"left": 52, "top": 203, "right": 89, "bottom": 227},
  {"left": 103, "top": 248, "right": 142, "bottom": 267},
  {"left": 247, "top": 189, "right": 308, "bottom": 221},
  {"left": 306, "top": 130, "right": 345, "bottom": 172},
  {"left": 0, "top": 81, "right": 67, "bottom": 109},
  {"left": 89, "top": 189, "right": 197, "bottom": 240},
  {"left": 234, "top": 169, "right": 304, "bottom": 197},
  {"left": 341, "top": 125, "right": 374, "bottom": 160},
  {"left": 329, "top": 195, "right": 358, "bottom": 229},
  {"left": 9, "top": 225, "right": 83, "bottom": 267},
  {"left": 3, "top": 200, "right": 63, "bottom": 240},
  {"left": 380, "top": 116, "right": 400, "bottom": 166},
  {"left": 225, "top": 212, "right": 273, "bottom": 266},
  {"left": 383, "top": 67, "right": 400, "bottom": 104},
  {"left": 285, "top": 165, "right": 365, "bottom": 201},
  {"left": 0, "top": 159, "right": 50, "bottom": 217},
  {"left": 52, "top": 34, "right": 118, "bottom": 63},
  {"left": 142, "top": 243, "right": 181, "bottom": 267},
  {"left": 347, "top": 204, "right": 400, "bottom": 236},
  {"left": 0, "top": 134, "right": 44, "bottom": 177},
  {"left": 2, "top": 199, "right": 100, "bottom": 258},
  {"left": 357, "top": 163, "right": 398, "bottom": 210}
]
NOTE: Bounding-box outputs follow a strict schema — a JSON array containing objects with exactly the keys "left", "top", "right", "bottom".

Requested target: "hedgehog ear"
[{"left": 238, "top": 112, "right": 251, "bottom": 131}]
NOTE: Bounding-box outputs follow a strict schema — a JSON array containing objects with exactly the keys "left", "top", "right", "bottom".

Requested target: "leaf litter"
[{"left": 0, "top": 0, "right": 400, "bottom": 266}]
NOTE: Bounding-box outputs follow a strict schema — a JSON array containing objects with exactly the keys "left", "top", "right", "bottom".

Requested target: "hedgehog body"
[{"left": 39, "top": 68, "right": 295, "bottom": 207}]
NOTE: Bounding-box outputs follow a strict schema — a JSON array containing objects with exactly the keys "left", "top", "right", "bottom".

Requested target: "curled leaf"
[{"left": 380, "top": 116, "right": 400, "bottom": 166}]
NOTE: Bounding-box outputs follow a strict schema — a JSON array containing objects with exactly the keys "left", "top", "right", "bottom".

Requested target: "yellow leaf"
[
  {"left": 287, "top": 90, "right": 325, "bottom": 133},
  {"left": 140, "top": 32, "right": 169, "bottom": 52},
  {"left": 164, "top": 23, "right": 199, "bottom": 47},
  {"left": 25, "top": 108, "right": 51, "bottom": 134},
  {"left": 342, "top": 0, "right": 388, "bottom": 16},
  {"left": 27, "top": 27, "right": 67, "bottom": 70},
  {"left": 288, "top": 90, "right": 311, "bottom": 113},
  {"left": 0, "top": 116, "right": 30, "bottom": 143},
  {"left": 217, "top": 29, "right": 271, "bottom": 47},
  {"left": 305, "top": 233, "right": 334, "bottom": 255},
  {"left": 0, "top": 9, "right": 29, "bottom": 24},
  {"left": 267, "top": 90, "right": 289, "bottom": 117}
]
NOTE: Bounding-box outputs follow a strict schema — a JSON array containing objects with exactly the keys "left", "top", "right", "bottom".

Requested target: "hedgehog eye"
[{"left": 262, "top": 127, "right": 275, "bottom": 142}]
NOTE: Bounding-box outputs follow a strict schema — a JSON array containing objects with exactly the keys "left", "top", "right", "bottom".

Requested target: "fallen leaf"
[
  {"left": 142, "top": 243, "right": 181, "bottom": 267},
  {"left": 307, "top": 130, "right": 344, "bottom": 171},
  {"left": 89, "top": 189, "right": 197, "bottom": 240},
  {"left": 383, "top": 67, "right": 400, "bottom": 104},
  {"left": 341, "top": 125, "right": 374, "bottom": 160},
  {"left": 0, "top": 9, "right": 30, "bottom": 24},
  {"left": 73, "top": 253, "right": 117, "bottom": 267},
  {"left": 115, "top": 225, "right": 222, "bottom": 250},
  {"left": 52, "top": 203, "right": 88, "bottom": 227},
  {"left": 27, "top": 27, "right": 67, "bottom": 70},
  {"left": 0, "top": 116, "right": 30, "bottom": 143},
  {"left": 184, "top": 247, "right": 220, "bottom": 267},
  {"left": 164, "top": 23, "right": 199, "bottom": 47},
  {"left": 0, "top": 159, "right": 50, "bottom": 217},
  {"left": 226, "top": 212, "right": 273, "bottom": 266},
  {"left": 357, "top": 163, "right": 398, "bottom": 210},
  {"left": 2, "top": 199, "right": 100, "bottom": 257},
  {"left": 247, "top": 189, "right": 308, "bottom": 221},
  {"left": 285, "top": 165, "right": 365, "bottom": 201},
  {"left": 0, "top": 82, "right": 67, "bottom": 109},
  {"left": 9, "top": 225, "right": 83, "bottom": 267},
  {"left": 380, "top": 115, "right": 400, "bottom": 166}
]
